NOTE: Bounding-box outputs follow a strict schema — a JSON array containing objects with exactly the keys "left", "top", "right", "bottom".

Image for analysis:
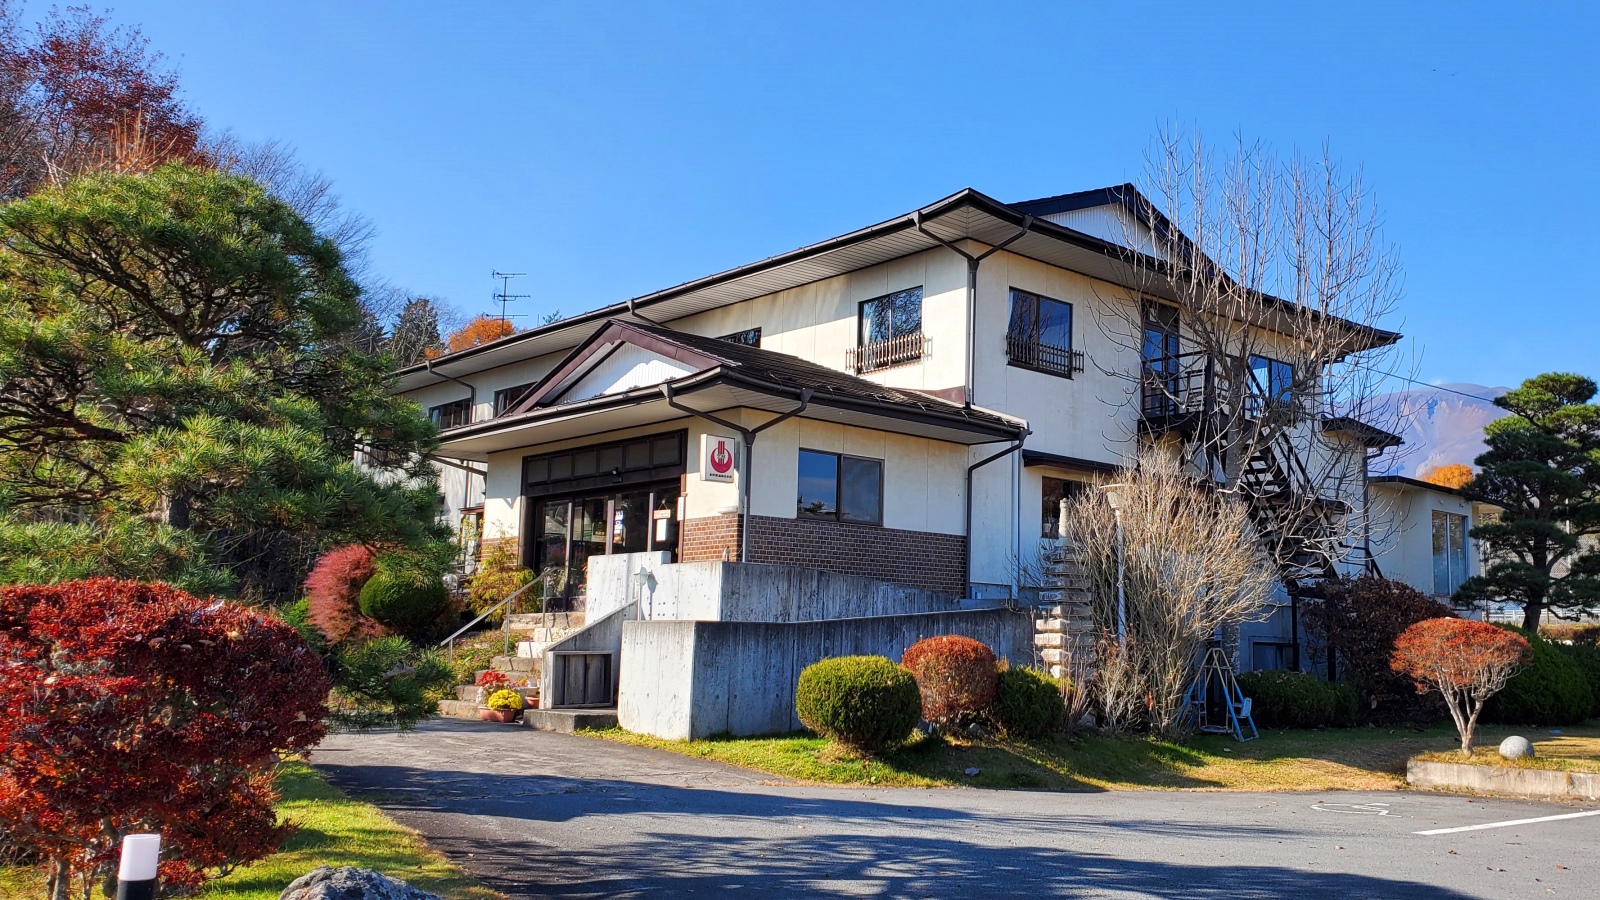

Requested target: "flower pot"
[{"left": 478, "top": 707, "right": 518, "bottom": 723}]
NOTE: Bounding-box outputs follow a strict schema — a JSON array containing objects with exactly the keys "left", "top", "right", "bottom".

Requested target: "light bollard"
[{"left": 116, "top": 834, "right": 161, "bottom": 900}]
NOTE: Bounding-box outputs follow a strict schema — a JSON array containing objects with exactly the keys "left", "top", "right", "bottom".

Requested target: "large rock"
[
  {"left": 279, "top": 866, "right": 441, "bottom": 900},
  {"left": 1498, "top": 735, "right": 1536, "bottom": 760}
]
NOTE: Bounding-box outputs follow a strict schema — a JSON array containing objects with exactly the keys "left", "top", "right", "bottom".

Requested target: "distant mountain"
[{"left": 1369, "top": 383, "right": 1509, "bottom": 478}]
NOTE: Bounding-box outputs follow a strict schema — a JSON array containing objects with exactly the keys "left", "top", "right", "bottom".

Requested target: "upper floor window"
[
  {"left": 1007, "top": 288, "right": 1082, "bottom": 378},
  {"left": 718, "top": 328, "right": 761, "bottom": 347},
  {"left": 493, "top": 382, "right": 536, "bottom": 416},
  {"left": 1247, "top": 354, "right": 1295, "bottom": 419},
  {"left": 797, "top": 449, "right": 882, "bottom": 525},
  {"left": 850, "top": 287, "right": 924, "bottom": 373},
  {"left": 429, "top": 398, "right": 473, "bottom": 430},
  {"left": 1432, "top": 510, "right": 1469, "bottom": 597}
]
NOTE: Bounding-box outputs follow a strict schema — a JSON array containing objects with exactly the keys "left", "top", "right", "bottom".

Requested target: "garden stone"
[
  {"left": 279, "top": 866, "right": 441, "bottom": 900},
  {"left": 1498, "top": 735, "right": 1535, "bottom": 760}
]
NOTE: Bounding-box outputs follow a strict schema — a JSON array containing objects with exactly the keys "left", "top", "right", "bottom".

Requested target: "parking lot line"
[{"left": 1414, "top": 809, "right": 1600, "bottom": 835}]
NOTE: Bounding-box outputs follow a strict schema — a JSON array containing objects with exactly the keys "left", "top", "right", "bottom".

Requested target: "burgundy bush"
[
  {"left": 304, "top": 544, "right": 384, "bottom": 643},
  {"left": 900, "top": 635, "right": 999, "bottom": 730}
]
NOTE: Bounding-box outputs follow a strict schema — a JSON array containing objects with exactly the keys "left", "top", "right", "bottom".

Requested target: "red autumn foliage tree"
[
  {"left": 0, "top": 3, "right": 204, "bottom": 200},
  {"left": 304, "top": 543, "right": 385, "bottom": 644},
  {"left": 1301, "top": 575, "right": 1454, "bottom": 720},
  {"left": 0, "top": 579, "right": 329, "bottom": 898},
  {"left": 445, "top": 315, "right": 517, "bottom": 353},
  {"left": 900, "top": 635, "right": 999, "bottom": 730},
  {"left": 1392, "top": 618, "right": 1530, "bottom": 756}
]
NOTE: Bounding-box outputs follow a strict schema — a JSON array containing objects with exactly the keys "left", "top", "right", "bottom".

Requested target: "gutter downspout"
[
  {"left": 628, "top": 297, "right": 669, "bottom": 328},
  {"left": 661, "top": 384, "right": 813, "bottom": 564},
  {"left": 965, "top": 432, "right": 1027, "bottom": 598},
  {"left": 423, "top": 357, "right": 478, "bottom": 421},
  {"left": 913, "top": 211, "right": 1033, "bottom": 408}
]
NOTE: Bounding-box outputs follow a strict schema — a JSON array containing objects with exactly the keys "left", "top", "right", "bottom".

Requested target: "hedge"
[
  {"left": 1484, "top": 626, "right": 1596, "bottom": 726},
  {"left": 1236, "top": 670, "right": 1359, "bottom": 729},
  {"left": 795, "top": 656, "right": 920, "bottom": 755},
  {"left": 991, "top": 666, "right": 1065, "bottom": 738}
]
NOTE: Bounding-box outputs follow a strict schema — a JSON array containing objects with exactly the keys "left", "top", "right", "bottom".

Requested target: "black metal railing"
[
  {"left": 1006, "top": 335, "right": 1084, "bottom": 378},
  {"left": 847, "top": 332, "right": 926, "bottom": 373},
  {"left": 1140, "top": 350, "right": 1213, "bottom": 420}
]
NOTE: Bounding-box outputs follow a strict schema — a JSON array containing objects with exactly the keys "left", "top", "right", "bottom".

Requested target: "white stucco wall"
[{"left": 1367, "top": 482, "right": 1480, "bottom": 601}]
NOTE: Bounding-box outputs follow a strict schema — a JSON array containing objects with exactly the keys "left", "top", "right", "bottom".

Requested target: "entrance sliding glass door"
[{"left": 530, "top": 483, "right": 680, "bottom": 607}]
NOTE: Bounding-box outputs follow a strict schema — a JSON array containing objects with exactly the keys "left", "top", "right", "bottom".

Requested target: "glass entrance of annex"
[{"left": 522, "top": 431, "right": 685, "bottom": 607}]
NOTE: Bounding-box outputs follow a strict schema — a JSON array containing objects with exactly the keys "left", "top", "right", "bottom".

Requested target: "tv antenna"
[{"left": 491, "top": 270, "right": 530, "bottom": 329}]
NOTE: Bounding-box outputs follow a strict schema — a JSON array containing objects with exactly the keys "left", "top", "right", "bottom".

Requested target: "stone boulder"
[
  {"left": 279, "top": 866, "right": 441, "bottom": 900},
  {"left": 1498, "top": 735, "right": 1536, "bottom": 760}
]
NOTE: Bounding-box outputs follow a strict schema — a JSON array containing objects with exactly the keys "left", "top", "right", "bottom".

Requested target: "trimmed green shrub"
[
  {"left": 1484, "top": 626, "right": 1596, "bottom": 726},
  {"left": 901, "top": 635, "right": 999, "bottom": 729},
  {"left": 991, "top": 666, "right": 1065, "bottom": 738},
  {"left": 795, "top": 656, "right": 920, "bottom": 755},
  {"left": 358, "top": 552, "right": 448, "bottom": 632},
  {"left": 1554, "top": 642, "right": 1600, "bottom": 720},
  {"left": 1236, "top": 670, "right": 1359, "bottom": 729}
]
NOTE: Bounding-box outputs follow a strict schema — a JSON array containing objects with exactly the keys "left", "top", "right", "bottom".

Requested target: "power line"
[{"left": 1381, "top": 375, "right": 1501, "bottom": 403}]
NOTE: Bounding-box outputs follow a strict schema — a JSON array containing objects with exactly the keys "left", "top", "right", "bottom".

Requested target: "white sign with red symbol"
[{"left": 700, "top": 434, "right": 740, "bottom": 482}]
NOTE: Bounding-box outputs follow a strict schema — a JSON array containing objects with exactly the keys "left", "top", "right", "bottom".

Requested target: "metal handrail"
[{"left": 439, "top": 577, "right": 539, "bottom": 663}]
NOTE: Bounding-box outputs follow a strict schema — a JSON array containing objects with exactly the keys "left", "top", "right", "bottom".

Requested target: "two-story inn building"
[{"left": 397, "top": 185, "right": 1435, "bottom": 695}]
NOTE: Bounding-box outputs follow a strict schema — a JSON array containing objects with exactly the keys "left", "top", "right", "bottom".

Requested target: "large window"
[
  {"left": 493, "top": 382, "right": 536, "bottom": 416},
  {"left": 851, "top": 287, "right": 923, "bottom": 372},
  {"left": 1432, "top": 510, "right": 1469, "bottom": 597},
  {"left": 1247, "top": 354, "right": 1295, "bottom": 418},
  {"left": 1041, "top": 476, "right": 1090, "bottom": 538},
  {"left": 797, "top": 449, "right": 883, "bottom": 525},
  {"left": 429, "top": 398, "right": 473, "bottom": 429},
  {"left": 1007, "top": 288, "right": 1081, "bottom": 377}
]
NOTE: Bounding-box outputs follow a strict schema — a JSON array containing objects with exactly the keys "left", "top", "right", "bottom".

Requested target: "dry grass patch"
[{"left": 1414, "top": 730, "right": 1600, "bottom": 773}]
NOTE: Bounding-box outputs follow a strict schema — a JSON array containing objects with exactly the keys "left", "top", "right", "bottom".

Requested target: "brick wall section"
[
  {"left": 680, "top": 514, "right": 743, "bottom": 563},
  {"left": 678, "top": 513, "right": 966, "bottom": 595}
]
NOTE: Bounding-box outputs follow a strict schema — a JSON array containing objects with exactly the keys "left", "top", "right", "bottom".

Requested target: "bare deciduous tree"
[
  {"left": 1060, "top": 449, "right": 1278, "bottom": 739},
  {"left": 1094, "top": 129, "right": 1413, "bottom": 584}
]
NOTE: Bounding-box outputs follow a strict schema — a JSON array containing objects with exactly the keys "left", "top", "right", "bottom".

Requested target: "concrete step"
[
  {"left": 489, "top": 655, "right": 541, "bottom": 673},
  {"left": 505, "top": 612, "right": 586, "bottom": 630},
  {"left": 438, "top": 699, "right": 481, "bottom": 718},
  {"left": 524, "top": 707, "right": 618, "bottom": 734}
]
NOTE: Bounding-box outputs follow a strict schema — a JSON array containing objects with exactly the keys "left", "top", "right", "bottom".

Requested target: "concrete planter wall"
[{"left": 1407, "top": 759, "right": 1600, "bottom": 801}]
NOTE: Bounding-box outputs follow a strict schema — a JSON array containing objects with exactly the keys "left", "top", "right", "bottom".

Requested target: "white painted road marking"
[
  {"left": 1415, "top": 809, "right": 1600, "bottom": 835},
  {"left": 1312, "top": 802, "right": 1394, "bottom": 816}
]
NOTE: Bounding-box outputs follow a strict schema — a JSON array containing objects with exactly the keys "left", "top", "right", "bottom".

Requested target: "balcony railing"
[
  {"left": 1140, "top": 351, "right": 1212, "bottom": 421},
  {"left": 1006, "top": 335, "right": 1084, "bottom": 378},
  {"left": 847, "top": 332, "right": 926, "bottom": 373}
]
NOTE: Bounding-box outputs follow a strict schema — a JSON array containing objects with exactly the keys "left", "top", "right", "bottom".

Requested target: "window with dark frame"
[
  {"left": 429, "top": 398, "right": 473, "bottom": 429},
  {"left": 718, "top": 328, "right": 762, "bottom": 347},
  {"left": 797, "top": 449, "right": 883, "bottom": 525},
  {"left": 851, "top": 287, "right": 923, "bottom": 372},
  {"left": 493, "top": 382, "right": 536, "bottom": 416},
  {"left": 1432, "top": 510, "right": 1469, "bottom": 596},
  {"left": 1007, "top": 288, "right": 1081, "bottom": 377},
  {"left": 1041, "top": 476, "right": 1090, "bottom": 539},
  {"left": 1246, "top": 354, "right": 1295, "bottom": 418}
]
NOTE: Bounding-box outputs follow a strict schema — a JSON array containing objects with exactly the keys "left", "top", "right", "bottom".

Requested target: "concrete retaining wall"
[
  {"left": 584, "top": 552, "right": 673, "bottom": 620},
  {"left": 635, "top": 561, "right": 964, "bottom": 622},
  {"left": 540, "top": 601, "right": 637, "bottom": 709},
  {"left": 618, "top": 607, "right": 1033, "bottom": 739},
  {"left": 1407, "top": 759, "right": 1600, "bottom": 801}
]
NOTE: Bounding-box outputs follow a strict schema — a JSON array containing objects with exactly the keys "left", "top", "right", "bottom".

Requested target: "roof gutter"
[{"left": 423, "top": 357, "right": 477, "bottom": 423}]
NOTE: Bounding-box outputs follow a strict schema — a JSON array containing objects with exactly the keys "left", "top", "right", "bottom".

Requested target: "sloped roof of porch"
[{"left": 434, "top": 319, "right": 1027, "bottom": 459}]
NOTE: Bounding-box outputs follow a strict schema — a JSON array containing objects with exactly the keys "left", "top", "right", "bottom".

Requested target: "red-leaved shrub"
[
  {"left": 1392, "top": 618, "right": 1530, "bottom": 755},
  {"left": 0, "top": 579, "right": 330, "bottom": 893},
  {"left": 305, "top": 544, "right": 383, "bottom": 643},
  {"left": 900, "top": 635, "right": 999, "bottom": 729},
  {"left": 1301, "top": 575, "right": 1453, "bottom": 721}
]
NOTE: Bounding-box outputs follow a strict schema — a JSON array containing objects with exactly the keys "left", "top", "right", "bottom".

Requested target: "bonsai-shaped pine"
[
  {"left": 0, "top": 579, "right": 329, "bottom": 897},
  {"left": 1391, "top": 618, "right": 1530, "bottom": 756}
]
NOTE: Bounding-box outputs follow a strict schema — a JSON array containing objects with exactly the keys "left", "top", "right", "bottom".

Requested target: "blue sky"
[{"left": 48, "top": 2, "right": 1600, "bottom": 389}]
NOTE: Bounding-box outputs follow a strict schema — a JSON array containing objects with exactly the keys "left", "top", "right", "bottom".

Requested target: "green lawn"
[
  {"left": 0, "top": 762, "right": 497, "bottom": 900},
  {"left": 584, "top": 721, "right": 1600, "bottom": 792}
]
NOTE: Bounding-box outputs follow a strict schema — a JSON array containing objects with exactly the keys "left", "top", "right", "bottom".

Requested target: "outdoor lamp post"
[
  {"left": 1100, "top": 483, "right": 1130, "bottom": 653},
  {"left": 116, "top": 833, "right": 161, "bottom": 900}
]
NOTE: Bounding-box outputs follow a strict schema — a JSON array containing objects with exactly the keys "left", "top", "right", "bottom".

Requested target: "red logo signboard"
[{"left": 701, "top": 434, "right": 739, "bottom": 482}]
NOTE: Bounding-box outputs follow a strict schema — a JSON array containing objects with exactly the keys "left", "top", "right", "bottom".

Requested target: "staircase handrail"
[{"left": 438, "top": 577, "right": 539, "bottom": 662}]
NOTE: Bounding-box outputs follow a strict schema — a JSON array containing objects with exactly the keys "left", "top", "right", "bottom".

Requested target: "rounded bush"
[
  {"left": 991, "top": 666, "right": 1065, "bottom": 738},
  {"left": 358, "top": 553, "right": 448, "bottom": 631},
  {"left": 1236, "top": 670, "right": 1360, "bottom": 729},
  {"left": 901, "top": 635, "right": 999, "bottom": 729},
  {"left": 1555, "top": 642, "right": 1600, "bottom": 720},
  {"left": 1484, "top": 626, "right": 1595, "bottom": 726},
  {"left": 795, "top": 656, "right": 920, "bottom": 755}
]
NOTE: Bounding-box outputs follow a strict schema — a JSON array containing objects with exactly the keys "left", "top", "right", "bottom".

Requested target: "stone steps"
[{"left": 505, "top": 611, "right": 586, "bottom": 630}]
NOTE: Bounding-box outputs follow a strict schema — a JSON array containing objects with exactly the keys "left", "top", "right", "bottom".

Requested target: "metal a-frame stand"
[{"left": 1187, "top": 640, "right": 1257, "bottom": 741}]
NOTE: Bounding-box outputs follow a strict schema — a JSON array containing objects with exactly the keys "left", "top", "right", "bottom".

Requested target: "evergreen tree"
[
  {"left": 0, "top": 163, "right": 443, "bottom": 600},
  {"left": 1458, "top": 373, "right": 1600, "bottom": 629},
  {"left": 386, "top": 296, "right": 446, "bottom": 366}
]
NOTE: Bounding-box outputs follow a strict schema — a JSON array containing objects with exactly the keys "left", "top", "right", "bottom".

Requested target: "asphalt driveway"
[{"left": 311, "top": 720, "right": 1598, "bottom": 899}]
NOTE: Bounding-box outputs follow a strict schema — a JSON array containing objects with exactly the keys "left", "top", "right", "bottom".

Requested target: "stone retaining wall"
[{"left": 1407, "top": 759, "right": 1600, "bottom": 801}]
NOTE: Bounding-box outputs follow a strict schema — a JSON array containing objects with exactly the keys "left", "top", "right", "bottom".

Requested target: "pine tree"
[
  {"left": 0, "top": 163, "right": 444, "bottom": 600},
  {"left": 1458, "top": 373, "right": 1600, "bottom": 629},
  {"left": 386, "top": 296, "right": 446, "bottom": 366}
]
